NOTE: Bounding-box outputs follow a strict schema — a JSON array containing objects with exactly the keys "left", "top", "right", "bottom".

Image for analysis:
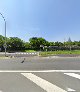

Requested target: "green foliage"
[
  {"left": 29, "top": 37, "right": 47, "bottom": 50},
  {"left": 24, "top": 50, "right": 36, "bottom": 52},
  {"left": 39, "top": 50, "right": 80, "bottom": 56},
  {"left": 0, "top": 35, "right": 5, "bottom": 46},
  {"left": 0, "top": 34, "right": 80, "bottom": 51},
  {"left": 7, "top": 37, "right": 25, "bottom": 51},
  {"left": 24, "top": 42, "right": 31, "bottom": 49},
  {"left": 55, "top": 41, "right": 63, "bottom": 46},
  {"left": 0, "top": 35, "right": 6, "bottom": 51},
  {"left": 49, "top": 42, "right": 55, "bottom": 46}
]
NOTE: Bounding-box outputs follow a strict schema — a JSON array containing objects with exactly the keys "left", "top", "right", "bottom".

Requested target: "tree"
[
  {"left": 0, "top": 35, "right": 5, "bottom": 45},
  {"left": 0, "top": 35, "right": 9, "bottom": 51},
  {"left": 7, "top": 37, "right": 25, "bottom": 51},
  {"left": 55, "top": 41, "right": 63, "bottom": 47},
  {"left": 49, "top": 42, "right": 55, "bottom": 46},
  {"left": 24, "top": 42, "right": 31, "bottom": 49},
  {"left": 29, "top": 37, "right": 47, "bottom": 50}
]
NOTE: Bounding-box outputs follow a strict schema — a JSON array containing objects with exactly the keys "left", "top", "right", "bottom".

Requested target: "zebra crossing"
[
  {"left": 20, "top": 70, "right": 80, "bottom": 92},
  {"left": 0, "top": 70, "right": 79, "bottom": 92},
  {"left": 21, "top": 73, "right": 67, "bottom": 92}
]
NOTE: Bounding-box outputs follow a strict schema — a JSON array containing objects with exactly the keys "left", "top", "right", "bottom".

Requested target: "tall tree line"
[{"left": 0, "top": 35, "right": 80, "bottom": 51}]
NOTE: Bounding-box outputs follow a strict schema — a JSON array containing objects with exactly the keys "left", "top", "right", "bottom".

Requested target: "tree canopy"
[
  {"left": 0, "top": 35, "right": 80, "bottom": 51},
  {"left": 7, "top": 37, "right": 25, "bottom": 51},
  {"left": 29, "top": 37, "right": 47, "bottom": 50}
]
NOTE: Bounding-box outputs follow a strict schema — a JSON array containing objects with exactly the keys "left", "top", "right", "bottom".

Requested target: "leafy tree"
[
  {"left": 0, "top": 35, "right": 5, "bottom": 46},
  {"left": 55, "top": 41, "right": 63, "bottom": 46},
  {"left": 7, "top": 37, "right": 25, "bottom": 51},
  {"left": 49, "top": 42, "right": 55, "bottom": 46},
  {"left": 24, "top": 42, "right": 31, "bottom": 49},
  {"left": 29, "top": 37, "right": 47, "bottom": 50},
  {"left": 0, "top": 35, "right": 9, "bottom": 51},
  {"left": 77, "top": 41, "right": 80, "bottom": 46},
  {"left": 72, "top": 41, "right": 78, "bottom": 46}
]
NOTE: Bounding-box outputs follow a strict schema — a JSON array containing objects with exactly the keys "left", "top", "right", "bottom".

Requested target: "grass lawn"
[
  {"left": 39, "top": 50, "right": 80, "bottom": 56},
  {"left": 24, "top": 50, "right": 36, "bottom": 52}
]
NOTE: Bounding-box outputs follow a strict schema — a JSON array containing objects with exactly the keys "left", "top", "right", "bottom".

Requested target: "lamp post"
[{"left": 0, "top": 13, "right": 7, "bottom": 56}]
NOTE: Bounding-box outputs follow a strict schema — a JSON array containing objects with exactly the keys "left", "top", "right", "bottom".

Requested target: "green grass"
[
  {"left": 24, "top": 50, "right": 36, "bottom": 52},
  {"left": 0, "top": 56, "right": 10, "bottom": 59},
  {"left": 39, "top": 50, "right": 80, "bottom": 56}
]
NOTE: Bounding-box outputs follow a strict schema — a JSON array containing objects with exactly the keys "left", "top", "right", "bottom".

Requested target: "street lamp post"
[
  {"left": 0, "top": 13, "right": 7, "bottom": 56},
  {"left": 4, "top": 21, "right": 6, "bottom": 56}
]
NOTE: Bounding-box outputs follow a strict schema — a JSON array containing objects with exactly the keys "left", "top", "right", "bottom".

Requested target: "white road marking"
[
  {"left": 0, "top": 70, "right": 79, "bottom": 72},
  {"left": 67, "top": 88, "right": 75, "bottom": 91},
  {"left": 64, "top": 73, "right": 80, "bottom": 80},
  {"left": 21, "top": 73, "right": 67, "bottom": 92}
]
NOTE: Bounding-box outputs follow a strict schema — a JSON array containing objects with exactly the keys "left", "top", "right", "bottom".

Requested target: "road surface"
[{"left": 0, "top": 56, "right": 80, "bottom": 92}]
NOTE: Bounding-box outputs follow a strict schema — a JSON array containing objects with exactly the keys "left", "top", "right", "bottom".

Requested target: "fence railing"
[{"left": 0, "top": 52, "right": 39, "bottom": 57}]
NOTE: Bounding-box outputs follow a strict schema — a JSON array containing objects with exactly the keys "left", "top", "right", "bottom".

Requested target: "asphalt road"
[
  {"left": 0, "top": 56, "right": 80, "bottom": 70},
  {"left": 0, "top": 56, "right": 80, "bottom": 92}
]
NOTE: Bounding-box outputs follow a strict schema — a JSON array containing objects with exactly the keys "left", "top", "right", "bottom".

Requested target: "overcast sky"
[{"left": 0, "top": 0, "right": 80, "bottom": 42}]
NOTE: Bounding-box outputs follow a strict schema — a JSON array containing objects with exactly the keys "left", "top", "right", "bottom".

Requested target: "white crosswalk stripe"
[
  {"left": 67, "top": 88, "right": 75, "bottom": 92},
  {"left": 64, "top": 73, "right": 80, "bottom": 80},
  {"left": 21, "top": 73, "right": 67, "bottom": 92},
  {"left": 21, "top": 71, "right": 80, "bottom": 92},
  {"left": 0, "top": 70, "right": 79, "bottom": 92}
]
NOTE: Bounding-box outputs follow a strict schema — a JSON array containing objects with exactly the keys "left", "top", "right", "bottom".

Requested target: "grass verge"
[
  {"left": 39, "top": 50, "right": 80, "bottom": 56},
  {"left": 23, "top": 50, "right": 36, "bottom": 52}
]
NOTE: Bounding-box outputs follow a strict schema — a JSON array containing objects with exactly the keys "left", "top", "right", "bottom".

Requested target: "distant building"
[{"left": 68, "top": 37, "right": 72, "bottom": 42}]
